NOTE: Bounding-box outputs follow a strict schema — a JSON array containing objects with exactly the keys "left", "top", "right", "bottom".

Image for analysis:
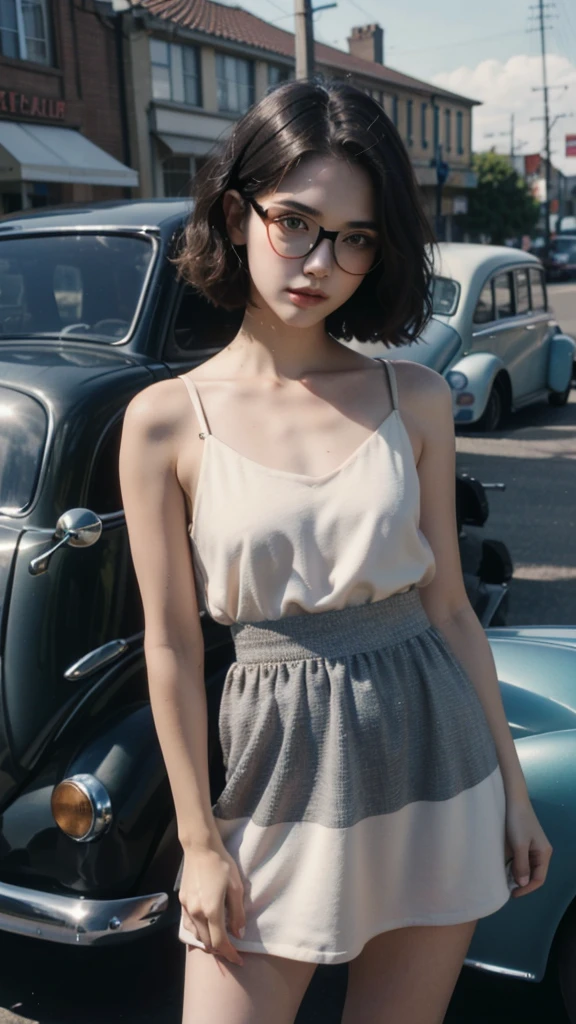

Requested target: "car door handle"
[{"left": 64, "top": 631, "right": 144, "bottom": 681}]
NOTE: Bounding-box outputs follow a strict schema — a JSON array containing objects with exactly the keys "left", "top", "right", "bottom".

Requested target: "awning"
[
  {"left": 0, "top": 122, "right": 139, "bottom": 187},
  {"left": 156, "top": 133, "right": 216, "bottom": 158}
]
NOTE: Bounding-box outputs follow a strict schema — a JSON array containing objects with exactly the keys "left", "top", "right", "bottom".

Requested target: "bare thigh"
[
  {"left": 182, "top": 945, "right": 317, "bottom": 1024},
  {"left": 342, "top": 920, "right": 478, "bottom": 1024}
]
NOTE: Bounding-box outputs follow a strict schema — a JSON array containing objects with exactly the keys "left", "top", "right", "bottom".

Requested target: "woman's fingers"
[
  {"left": 191, "top": 914, "right": 214, "bottom": 951},
  {"left": 208, "top": 914, "right": 244, "bottom": 966},
  {"left": 511, "top": 842, "right": 553, "bottom": 898},
  {"left": 181, "top": 903, "right": 213, "bottom": 950},
  {"left": 226, "top": 872, "right": 247, "bottom": 939}
]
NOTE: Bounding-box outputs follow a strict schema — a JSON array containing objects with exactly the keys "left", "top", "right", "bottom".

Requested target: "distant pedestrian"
[{"left": 119, "top": 79, "right": 552, "bottom": 1024}]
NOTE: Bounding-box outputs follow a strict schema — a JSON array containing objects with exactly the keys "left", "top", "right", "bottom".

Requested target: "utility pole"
[
  {"left": 294, "top": 0, "right": 337, "bottom": 80},
  {"left": 483, "top": 113, "right": 527, "bottom": 164},
  {"left": 295, "top": 0, "right": 315, "bottom": 80},
  {"left": 530, "top": 0, "right": 572, "bottom": 244},
  {"left": 537, "top": 0, "right": 552, "bottom": 249}
]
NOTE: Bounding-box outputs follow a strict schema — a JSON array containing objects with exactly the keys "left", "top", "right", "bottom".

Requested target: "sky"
[{"left": 222, "top": 0, "right": 576, "bottom": 175}]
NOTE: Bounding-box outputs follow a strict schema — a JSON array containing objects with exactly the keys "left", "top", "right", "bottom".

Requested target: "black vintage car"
[
  {"left": 0, "top": 199, "right": 510, "bottom": 950},
  {"left": 0, "top": 199, "right": 239, "bottom": 945}
]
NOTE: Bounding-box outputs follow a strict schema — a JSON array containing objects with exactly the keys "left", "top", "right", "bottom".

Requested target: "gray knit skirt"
[{"left": 178, "top": 588, "right": 514, "bottom": 963}]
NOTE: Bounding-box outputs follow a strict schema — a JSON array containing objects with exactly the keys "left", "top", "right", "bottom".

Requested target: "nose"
[{"left": 302, "top": 237, "right": 334, "bottom": 277}]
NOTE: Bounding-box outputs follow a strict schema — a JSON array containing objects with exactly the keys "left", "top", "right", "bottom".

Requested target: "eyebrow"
[{"left": 273, "top": 199, "right": 379, "bottom": 231}]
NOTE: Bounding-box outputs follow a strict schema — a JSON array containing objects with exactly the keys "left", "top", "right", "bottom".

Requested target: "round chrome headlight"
[
  {"left": 446, "top": 371, "right": 469, "bottom": 391},
  {"left": 51, "top": 773, "right": 112, "bottom": 842}
]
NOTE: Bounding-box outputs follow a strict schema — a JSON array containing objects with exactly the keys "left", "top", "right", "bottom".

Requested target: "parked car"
[
  {"left": 2, "top": 202, "right": 576, "bottom": 1018},
  {"left": 542, "top": 235, "right": 576, "bottom": 282},
  {"left": 431, "top": 243, "right": 574, "bottom": 430},
  {"left": 346, "top": 244, "right": 575, "bottom": 431}
]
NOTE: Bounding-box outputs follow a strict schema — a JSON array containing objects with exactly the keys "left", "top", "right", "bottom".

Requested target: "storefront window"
[
  {"left": 216, "top": 54, "right": 254, "bottom": 114},
  {"left": 163, "top": 156, "right": 193, "bottom": 198},
  {"left": 0, "top": 0, "right": 51, "bottom": 64},
  {"left": 162, "top": 155, "right": 207, "bottom": 197},
  {"left": 150, "top": 39, "right": 201, "bottom": 107}
]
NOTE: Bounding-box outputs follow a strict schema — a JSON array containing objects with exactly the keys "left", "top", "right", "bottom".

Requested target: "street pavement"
[{"left": 0, "top": 282, "right": 574, "bottom": 1024}]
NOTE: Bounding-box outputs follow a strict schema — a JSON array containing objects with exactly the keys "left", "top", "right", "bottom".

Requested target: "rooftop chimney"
[{"left": 348, "top": 24, "right": 384, "bottom": 65}]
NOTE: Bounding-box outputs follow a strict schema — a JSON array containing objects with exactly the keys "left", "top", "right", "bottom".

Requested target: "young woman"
[{"left": 119, "top": 80, "right": 552, "bottom": 1024}]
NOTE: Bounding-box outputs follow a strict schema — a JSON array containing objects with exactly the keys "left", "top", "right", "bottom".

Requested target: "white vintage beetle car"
[
  {"left": 346, "top": 244, "right": 575, "bottom": 431},
  {"left": 428, "top": 244, "right": 575, "bottom": 430}
]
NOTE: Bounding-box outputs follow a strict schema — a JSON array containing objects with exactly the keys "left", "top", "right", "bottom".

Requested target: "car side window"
[
  {"left": 493, "top": 272, "right": 514, "bottom": 319},
  {"left": 473, "top": 280, "right": 494, "bottom": 324},
  {"left": 515, "top": 269, "right": 530, "bottom": 315},
  {"left": 528, "top": 267, "right": 547, "bottom": 312},
  {"left": 164, "top": 284, "right": 243, "bottom": 360}
]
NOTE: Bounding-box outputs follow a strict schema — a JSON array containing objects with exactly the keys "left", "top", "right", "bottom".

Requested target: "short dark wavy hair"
[{"left": 173, "top": 79, "right": 435, "bottom": 346}]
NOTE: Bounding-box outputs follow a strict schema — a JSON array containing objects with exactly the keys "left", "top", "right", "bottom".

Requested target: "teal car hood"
[{"left": 487, "top": 627, "right": 576, "bottom": 739}]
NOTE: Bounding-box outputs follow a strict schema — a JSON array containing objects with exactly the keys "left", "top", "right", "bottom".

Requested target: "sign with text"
[
  {"left": 567, "top": 134, "right": 576, "bottom": 158},
  {"left": 0, "top": 90, "right": 66, "bottom": 122}
]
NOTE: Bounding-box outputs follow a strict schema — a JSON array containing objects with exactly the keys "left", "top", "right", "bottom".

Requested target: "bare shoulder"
[
  {"left": 392, "top": 359, "right": 452, "bottom": 418},
  {"left": 123, "top": 377, "right": 193, "bottom": 445}
]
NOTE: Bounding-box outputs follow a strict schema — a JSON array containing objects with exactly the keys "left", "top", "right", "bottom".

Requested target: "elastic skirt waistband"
[{"left": 230, "top": 587, "right": 431, "bottom": 664}]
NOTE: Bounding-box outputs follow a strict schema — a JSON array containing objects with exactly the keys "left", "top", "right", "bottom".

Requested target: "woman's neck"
[{"left": 225, "top": 293, "right": 345, "bottom": 381}]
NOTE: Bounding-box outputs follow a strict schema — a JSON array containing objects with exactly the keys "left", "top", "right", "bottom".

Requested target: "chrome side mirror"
[{"left": 29, "top": 508, "right": 102, "bottom": 576}]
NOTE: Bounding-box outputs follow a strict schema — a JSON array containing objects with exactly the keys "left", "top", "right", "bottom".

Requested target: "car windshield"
[
  {"left": 553, "top": 238, "right": 576, "bottom": 253},
  {"left": 431, "top": 276, "right": 460, "bottom": 316},
  {"left": 0, "top": 232, "right": 155, "bottom": 343}
]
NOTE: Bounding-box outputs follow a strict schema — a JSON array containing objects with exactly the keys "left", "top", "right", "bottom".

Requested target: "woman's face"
[{"left": 225, "top": 154, "right": 379, "bottom": 328}]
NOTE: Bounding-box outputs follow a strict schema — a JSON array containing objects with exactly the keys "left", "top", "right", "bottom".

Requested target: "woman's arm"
[
  {"left": 399, "top": 361, "right": 552, "bottom": 896},
  {"left": 119, "top": 380, "right": 245, "bottom": 963}
]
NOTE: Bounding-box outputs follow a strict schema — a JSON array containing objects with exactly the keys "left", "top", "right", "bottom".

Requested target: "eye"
[
  {"left": 276, "top": 215, "right": 310, "bottom": 233},
  {"left": 343, "top": 233, "right": 377, "bottom": 249}
]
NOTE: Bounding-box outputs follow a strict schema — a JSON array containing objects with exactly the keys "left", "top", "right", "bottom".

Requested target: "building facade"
[
  {"left": 0, "top": 0, "right": 138, "bottom": 214},
  {"left": 118, "top": 0, "right": 478, "bottom": 240}
]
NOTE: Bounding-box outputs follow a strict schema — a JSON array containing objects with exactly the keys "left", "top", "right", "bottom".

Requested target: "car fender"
[
  {"left": 447, "top": 351, "right": 507, "bottom": 423},
  {"left": 0, "top": 704, "right": 172, "bottom": 895},
  {"left": 466, "top": 729, "right": 576, "bottom": 982},
  {"left": 547, "top": 332, "right": 576, "bottom": 392}
]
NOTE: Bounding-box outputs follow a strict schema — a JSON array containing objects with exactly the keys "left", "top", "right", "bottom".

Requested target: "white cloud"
[{"left": 432, "top": 54, "right": 576, "bottom": 176}]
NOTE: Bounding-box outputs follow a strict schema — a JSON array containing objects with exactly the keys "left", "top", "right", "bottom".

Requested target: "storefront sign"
[
  {"left": 0, "top": 90, "right": 66, "bottom": 121},
  {"left": 566, "top": 134, "right": 576, "bottom": 158}
]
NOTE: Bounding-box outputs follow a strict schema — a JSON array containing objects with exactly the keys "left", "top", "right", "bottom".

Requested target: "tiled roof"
[{"left": 134, "top": 0, "right": 479, "bottom": 105}]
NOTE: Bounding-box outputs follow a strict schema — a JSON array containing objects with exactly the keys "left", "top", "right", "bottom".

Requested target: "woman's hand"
[
  {"left": 179, "top": 841, "right": 246, "bottom": 965},
  {"left": 505, "top": 798, "right": 553, "bottom": 898}
]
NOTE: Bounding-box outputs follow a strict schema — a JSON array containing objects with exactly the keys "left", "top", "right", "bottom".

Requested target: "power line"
[
  {"left": 261, "top": 0, "right": 292, "bottom": 16},
  {"left": 388, "top": 29, "right": 530, "bottom": 57},
  {"left": 556, "top": 0, "right": 576, "bottom": 55},
  {"left": 557, "top": 0, "right": 576, "bottom": 50},
  {"left": 342, "top": 0, "right": 380, "bottom": 21}
]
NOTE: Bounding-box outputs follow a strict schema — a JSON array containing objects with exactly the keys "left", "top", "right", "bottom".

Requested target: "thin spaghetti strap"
[
  {"left": 376, "top": 358, "right": 399, "bottom": 412},
  {"left": 177, "top": 374, "right": 210, "bottom": 438}
]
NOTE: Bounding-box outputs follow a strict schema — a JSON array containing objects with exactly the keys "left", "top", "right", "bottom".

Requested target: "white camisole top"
[{"left": 178, "top": 358, "right": 436, "bottom": 625}]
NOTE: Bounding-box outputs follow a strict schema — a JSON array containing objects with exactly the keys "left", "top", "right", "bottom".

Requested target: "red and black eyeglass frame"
[{"left": 243, "top": 195, "right": 382, "bottom": 276}]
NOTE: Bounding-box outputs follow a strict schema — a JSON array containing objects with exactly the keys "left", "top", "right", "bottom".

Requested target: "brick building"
[
  {"left": 0, "top": 0, "right": 138, "bottom": 214},
  {"left": 118, "top": 0, "right": 479, "bottom": 239}
]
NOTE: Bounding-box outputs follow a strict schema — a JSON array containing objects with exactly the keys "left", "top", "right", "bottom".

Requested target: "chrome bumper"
[{"left": 0, "top": 879, "right": 170, "bottom": 945}]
